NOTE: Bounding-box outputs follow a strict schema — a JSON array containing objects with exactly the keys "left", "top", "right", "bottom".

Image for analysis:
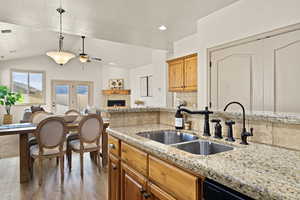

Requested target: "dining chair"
[
  {"left": 67, "top": 114, "right": 104, "bottom": 180},
  {"left": 30, "top": 117, "right": 67, "bottom": 186},
  {"left": 65, "top": 109, "right": 80, "bottom": 116},
  {"left": 65, "top": 109, "right": 81, "bottom": 150},
  {"left": 28, "top": 111, "right": 52, "bottom": 147}
]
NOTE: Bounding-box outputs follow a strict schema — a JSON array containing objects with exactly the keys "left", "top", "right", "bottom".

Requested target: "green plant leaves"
[{"left": 0, "top": 85, "right": 23, "bottom": 114}]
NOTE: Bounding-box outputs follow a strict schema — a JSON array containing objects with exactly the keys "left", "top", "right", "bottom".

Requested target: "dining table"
[{"left": 0, "top": 118, "right": 109, "bottom": 183}]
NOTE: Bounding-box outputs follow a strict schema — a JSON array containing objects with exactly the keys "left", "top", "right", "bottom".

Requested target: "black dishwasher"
[{"left": 203, "top": 178, "right": 254, "bottom": 200}]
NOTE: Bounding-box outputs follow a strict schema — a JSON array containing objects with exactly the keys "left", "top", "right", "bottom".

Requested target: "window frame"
[{"left": 10, "top": 69, "right": 46, "bottom": 106}]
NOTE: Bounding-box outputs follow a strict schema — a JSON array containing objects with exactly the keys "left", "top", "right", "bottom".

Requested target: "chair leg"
[
  {"left": 56, "top": 157, "right": 59, "bottom": 166},
  {"left": 67, "top": 148, "right": 72, "bottom": 172},
  {"left": 80, "top": 152, "right": 84, "bottom": 180},
  {"left": 60, "top": 155, "right": 64, "bottom": 184},
  {"left": 97, "top": 151, "right": 101, "bottom": 173},
  {"left": 38, "top": 157, "right": 43, "bottom": 186}
]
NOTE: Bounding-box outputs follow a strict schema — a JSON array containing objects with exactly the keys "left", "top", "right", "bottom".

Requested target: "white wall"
[
  {"left": 0, "top": 55, "right": 104, "bottom": 122},
  {"left": 172, "top": 0, "right": 300, "bottom": 108},
  {"left": 101, "top": 66, "right": 130, "bottom": 89},
  {"left": 129, "top": 50, "right": 167, "bottom": 107}
]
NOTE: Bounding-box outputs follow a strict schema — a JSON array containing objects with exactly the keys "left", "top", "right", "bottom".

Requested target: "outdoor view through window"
[{"left": 11, "top": 70, "right": 44, "bottom": 104}]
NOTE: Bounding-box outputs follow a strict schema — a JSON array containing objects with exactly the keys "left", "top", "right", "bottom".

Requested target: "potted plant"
[{"left": 0, "top": 85, "right": 23, "bottom": 124}]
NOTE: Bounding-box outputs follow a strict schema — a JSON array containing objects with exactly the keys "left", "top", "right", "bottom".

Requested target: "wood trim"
[
  {"left": 102, "top": 89, "right": 131, "bottom": 95},
  {"left": 167, "top": 53, "right": 198, "bottom": 63},
  {"left": 108, "top": 135, "right": 120, "bottom": 157},
  {"left": 148, "top": 182, "right": 176, "bottom": 200}
]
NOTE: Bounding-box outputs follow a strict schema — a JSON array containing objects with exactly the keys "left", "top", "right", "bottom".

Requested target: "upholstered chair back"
[
  {"left": 79, "top": 114, "right": 103, "bottom": 143},
  {"left": 35, "top": 117, "right": 66, "bottom": 149}
]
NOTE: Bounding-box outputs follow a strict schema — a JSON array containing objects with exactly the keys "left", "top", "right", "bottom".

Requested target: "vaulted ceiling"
[{"left": 0, "top": 0, "right": 238, "bottom": 49}]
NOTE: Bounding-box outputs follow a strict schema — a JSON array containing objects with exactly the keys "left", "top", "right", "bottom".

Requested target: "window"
[{"left": 11, "top": 70, "right": 45, "bottom": 105}]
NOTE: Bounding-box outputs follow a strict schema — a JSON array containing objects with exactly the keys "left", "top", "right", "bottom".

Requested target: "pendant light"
[
  {"left": 79, "top": 36, "right": 89, "bottom": 63},
  {"left": 46, "top": 8, "right": 75, "bottom": 65}
]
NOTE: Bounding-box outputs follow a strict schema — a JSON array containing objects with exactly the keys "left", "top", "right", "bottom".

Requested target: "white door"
[
  {"left": 210, "top": 40, "right": 264, "bottom": 112},
  {"left": 263, "top": 29, "right": 300, "bottom": 113},
  {"left": 52, "top": 80, "right": 94, "bottom": 114}
]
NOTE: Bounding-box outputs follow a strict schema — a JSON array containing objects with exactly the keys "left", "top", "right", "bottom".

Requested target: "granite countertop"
[
  {"left": 98, "top": 107, "right": 161, "bottom": 113},
  {"left": 107, "top": 124, "right": 300, "bottom": 200},
  {"left": 98, "top": 107, "right": 300, "bottom": 124}
]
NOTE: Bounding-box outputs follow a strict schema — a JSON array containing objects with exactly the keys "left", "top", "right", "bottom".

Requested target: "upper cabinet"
[
  {"left": 167, "top": 54, "right": 197, "bottom": 92},
  {"left": 210, "top": 27, "right": 300, "bottom": 114}
]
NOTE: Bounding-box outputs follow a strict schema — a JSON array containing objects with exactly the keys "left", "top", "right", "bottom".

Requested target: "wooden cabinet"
[
  {"left": 149, "top": 156, "right": 199, "bottom": 200},
  {"left": 121, "top": 163, "right": 147, "bottom": 200},
  {"left": 184, "top": 55, "right": 197, "bottom": 91},
  {"left": 108, "top": 135, "right": 120, "bottom": 157},
  {"left": 148, "top": 182, "right": 176, "bottom": 200},
  {"left": 108, "top": 139, "right": 203, "bottom": 200},
  {"left": 168, "top": 54, "right": 197, "bottom": 92},
  {"left": 121, "top": 142, "right": 148, "bottom": 176},
  {"left": 168, "top": 59, "right": 185, "bottom": 92},
  {"left": 109, "top": 155, "right": 120, "bottom": 200}
]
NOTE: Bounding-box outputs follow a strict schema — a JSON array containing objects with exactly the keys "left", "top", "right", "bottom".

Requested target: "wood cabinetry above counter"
[{"left": 167, "top": 53, "right": 197, "bottom": 92}]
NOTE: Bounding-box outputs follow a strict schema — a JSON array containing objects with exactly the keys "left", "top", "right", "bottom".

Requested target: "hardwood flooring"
[
  {"left": 0, "top": 135, "right": 19, "bottom": 158},
  {"left": 0, "top": 154, "right": 108, "bottom": 200}
]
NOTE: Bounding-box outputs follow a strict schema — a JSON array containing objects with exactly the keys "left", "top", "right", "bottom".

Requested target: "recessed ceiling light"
[
  {"left": 109, "top": 62, "right": 116, "bottom": 65},
  {"left": 9, "top": 50, "right": 17, "bottom": 53},
  {"left": 158, "top": 25, "right": 167, "bottom": 31}
]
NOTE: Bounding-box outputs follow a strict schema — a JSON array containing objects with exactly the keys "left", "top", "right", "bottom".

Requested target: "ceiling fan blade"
[{"left": 90, "top": 57, "right": 102, "bottom": 62}]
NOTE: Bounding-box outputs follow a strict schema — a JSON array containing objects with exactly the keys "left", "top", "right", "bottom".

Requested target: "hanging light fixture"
[
  {"left": 46, "top": 8, "right": 75, "bottom": 66},
  {"left": 79, "top": 36, "right": 89, "bottom": 63}
]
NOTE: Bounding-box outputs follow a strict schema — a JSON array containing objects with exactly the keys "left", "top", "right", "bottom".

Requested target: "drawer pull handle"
[
  {"left": 112, "top": 164, "right": 117, "bottom": 170},
  {"left": 109, "top": 144, "right": 115, "bottom": 149},
  {"left": 143, "top": 193, "right": 151, "bottom": 199},
  {"left": 140, "top": 188, "right": 146, "bottom": 194}
]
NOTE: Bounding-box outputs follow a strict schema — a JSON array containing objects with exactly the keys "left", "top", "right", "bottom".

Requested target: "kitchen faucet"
[
  {"left": 223, "top": 101, "right": 253, "bottom": 145},
  {"left": 177, "top": 106, "right": 213, "bottom": 136}
]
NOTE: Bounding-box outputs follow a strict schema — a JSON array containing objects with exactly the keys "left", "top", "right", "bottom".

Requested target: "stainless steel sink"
[
  {"left": 174, "top": 140, "right": 234, "bottom": 155},
  {"left": 137, "top": 130, "right": 199, "bottom": 145}
]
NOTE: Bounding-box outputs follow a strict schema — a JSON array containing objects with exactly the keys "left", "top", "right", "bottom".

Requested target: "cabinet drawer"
[
  {"left": 148, "top": 182, "right": 176, "bottom": 200},
  {"left": 108, "top": 135, "right": 120, "bottom": 156},
  {"left": 149, "top": 156, "right": 199, "bottom": 200},
  {"left": 121, "top": 142, "right": 147, "bottom": 176}
]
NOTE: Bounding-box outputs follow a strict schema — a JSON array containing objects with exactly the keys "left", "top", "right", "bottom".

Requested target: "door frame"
[{"left": 51, "top": 80, "right": 94, "bottom": 112}]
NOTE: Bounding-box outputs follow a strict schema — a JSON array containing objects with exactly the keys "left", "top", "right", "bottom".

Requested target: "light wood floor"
[
  {"left": 0, "top": 135, "right": 19, "bottom": 158},
  {"left": 0, "top": 154, "right": 108, "bottom": 200}
]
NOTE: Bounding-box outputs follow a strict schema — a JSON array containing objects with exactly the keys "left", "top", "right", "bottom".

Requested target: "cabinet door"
[
  {"left": 121, "top": 163, "right": 147, "bottom": 200},
  {"left": 148, "top": 182, "right": 176, "bottom": 200},
  {"left": 210, "top": 40, "right": 264, "bottom": 112},
  {"left": 109, "top": 155, "right": 120, "bottom": 200},
  {"left": 168, "top": 59, "right": 184, "bottom": 92},
  {"left": 184, "top": 55, "right": 197, "bottom": 92},
  {"left": 263, "top": 29, "right": 300, "bottom": 113}
]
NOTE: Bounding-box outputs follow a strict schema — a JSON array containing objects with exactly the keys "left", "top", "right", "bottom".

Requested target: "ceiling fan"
[{"left": 79, "top": 36, "right": 102, "bottom": 63}]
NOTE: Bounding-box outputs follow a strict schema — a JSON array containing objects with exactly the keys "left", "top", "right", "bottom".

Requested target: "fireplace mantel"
[{"left": 102, "top": 89, "right": 131, "bottom": 95}]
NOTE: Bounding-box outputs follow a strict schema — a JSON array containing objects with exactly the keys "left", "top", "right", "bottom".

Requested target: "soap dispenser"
[
  {"left": 211, "top": 119, "right": 222, "bottom": 139},
  {"left": 175, "top": 105, "right": 184, "bottom": 130}
]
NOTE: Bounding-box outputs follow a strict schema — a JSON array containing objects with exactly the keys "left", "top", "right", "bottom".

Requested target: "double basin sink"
[{"left": 137, "top": 130, "right": 233, "bottom": 155}]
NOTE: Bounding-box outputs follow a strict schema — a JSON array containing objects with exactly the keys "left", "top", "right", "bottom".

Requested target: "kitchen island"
[{"left": 107, "top": 124, "right": 300, "bottom": 200}]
